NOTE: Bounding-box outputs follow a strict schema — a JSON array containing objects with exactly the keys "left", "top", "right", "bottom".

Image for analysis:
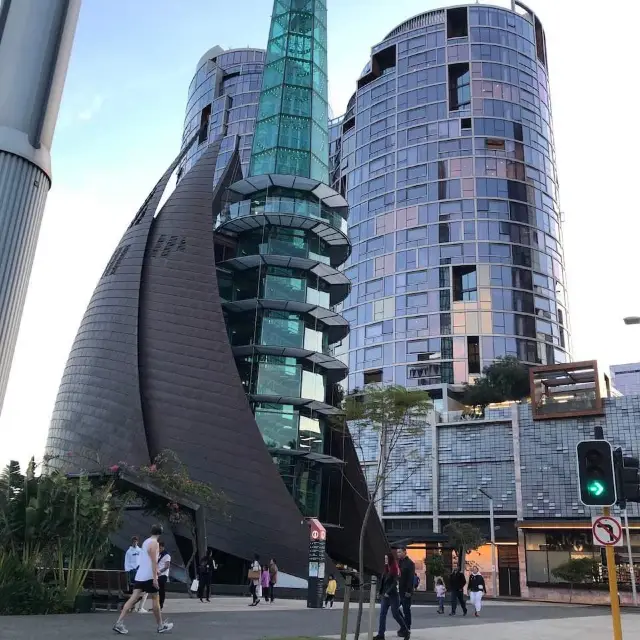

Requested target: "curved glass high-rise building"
[
  {"left": 331, "top": 1, "right": 570, "bottom": 411},
  {"left": 178, "top": 46, "right": 265, "bottom": 186}
]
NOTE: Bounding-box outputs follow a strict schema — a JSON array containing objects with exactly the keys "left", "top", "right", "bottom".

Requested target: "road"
[{"left": 1, "top": 597, "right": 639, "bottom": 640}]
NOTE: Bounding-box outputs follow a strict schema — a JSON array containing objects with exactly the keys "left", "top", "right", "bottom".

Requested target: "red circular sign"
[{"left": 592, "top": 516, "right": 622, "bottom": 546}]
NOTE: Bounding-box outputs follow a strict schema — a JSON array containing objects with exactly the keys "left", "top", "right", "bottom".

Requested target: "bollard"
[
  {"left": 340, "top": 575, "right": 352, "bottom": 640},
  {"left": 367, "top": 575, "right": 377, "bottom": 640}
]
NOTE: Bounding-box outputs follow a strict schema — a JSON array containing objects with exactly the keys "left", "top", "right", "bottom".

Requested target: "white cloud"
[{"left": 77, "top": 94, "right": 105, "bottom": 121}]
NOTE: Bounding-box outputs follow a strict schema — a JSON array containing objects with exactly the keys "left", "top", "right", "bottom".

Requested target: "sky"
[{"left": 1, "top": 0, "right": 639, "bottom": 469}]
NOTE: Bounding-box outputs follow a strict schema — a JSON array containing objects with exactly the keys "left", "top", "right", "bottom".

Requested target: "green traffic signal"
[
  {"left": 587, "top": 480, "right": 605, "bottom": 497},
  {"left": 576, "top": 440, "right": 617, "bottom": 506}
]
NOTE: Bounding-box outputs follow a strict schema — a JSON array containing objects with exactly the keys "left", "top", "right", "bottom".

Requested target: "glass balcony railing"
[{"left": 221, "top": 194, "right": 347, "bottom": 235}]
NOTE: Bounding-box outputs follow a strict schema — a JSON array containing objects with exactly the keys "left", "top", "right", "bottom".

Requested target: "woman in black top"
[
  {"left": 373, "top": 552, "right": 410, "bottom": 640},
  {"left": 468, "top": 566, "right": 486, "bottom": 617},
  {"left": 197, "top": 549, "right": 217, "bottom": 603}
]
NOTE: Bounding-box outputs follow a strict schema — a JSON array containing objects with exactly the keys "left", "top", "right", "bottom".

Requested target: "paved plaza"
[{"left": 1, "top": 597, "right": 639, "bottom": 640}]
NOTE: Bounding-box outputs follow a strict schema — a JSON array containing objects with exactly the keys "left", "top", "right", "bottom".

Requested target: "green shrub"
[{"left": 0, "top": 553, "right": 65, "bottom": 615}]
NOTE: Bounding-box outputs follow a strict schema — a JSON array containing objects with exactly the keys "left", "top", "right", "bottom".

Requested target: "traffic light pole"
[
  {"left": 623, "top": 508, "right": 638, "bottom": 605},
  {"left": 603, "top": 506, "right": 623, "bottom": 640}
]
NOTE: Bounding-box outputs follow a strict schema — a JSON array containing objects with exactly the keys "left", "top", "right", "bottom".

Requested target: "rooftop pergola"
[{"left": 530, "top": 360, "right": 605, "bottom": 420}]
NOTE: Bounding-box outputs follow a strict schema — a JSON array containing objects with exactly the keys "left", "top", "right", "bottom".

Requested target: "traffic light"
[
  {"left": 614, "top": 448, "right": 640, "bottom": 507},
  {"left": 576, "top": 440, "right": 617, "bottom": 506}
]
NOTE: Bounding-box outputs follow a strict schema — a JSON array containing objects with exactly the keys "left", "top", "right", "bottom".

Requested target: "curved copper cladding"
[{"left": 46, "top": 137, "right": 311, "bottom": 576}]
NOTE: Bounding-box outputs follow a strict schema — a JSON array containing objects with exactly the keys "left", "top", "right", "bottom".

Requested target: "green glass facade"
[
  {"left": 216, "top": 0, "right": 350, "bottom": 518},
  {"left": 249, "top": 0, "right": 329, "bottom": 182}
]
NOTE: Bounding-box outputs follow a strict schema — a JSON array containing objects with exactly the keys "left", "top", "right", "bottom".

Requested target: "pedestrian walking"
[
  {"left": 261, "top": 565, "right": 270, "bottom": 600},
  {"left": 124, "top": 536, "right": 148, "bottom": 613},
  {"left": 396, "top": 547, "right": 415, "bottom": 633},
  {"left": 248, "top": 554, "right": 262, "bottom": 606},
  {"left": 449, "top": 567, "right": 467, "bottom": 616},
  {"left": 468, "top": 566, "right": 486, "bottom": 617},
  {"left": 373, "top": 552, "right": 410, "bottom": 640},
  {"left": 268, "top": 558, "right": 278, "bottom": 603},
  {"left": 197, "top": 549, "right": 217, "bottom": 602},
  {"left": 324, "top": 574, "right": 337, "bottom": 608},
  {"left": 112, "top": 523, "right": 173, "bottom": 635},
  {"left": 434, "top": 577, "right": 446, "bottom": 614},
  {"left": 157, "top": 541, "right": 171, "bottom": 611}
]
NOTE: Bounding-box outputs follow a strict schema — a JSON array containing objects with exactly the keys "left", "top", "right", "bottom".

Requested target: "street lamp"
[
  {"left": 624, "top": 317, "right": 640, "bottom": 325},
  {"left": 478, "top": 488, "right": 498, "bottom": 598}
]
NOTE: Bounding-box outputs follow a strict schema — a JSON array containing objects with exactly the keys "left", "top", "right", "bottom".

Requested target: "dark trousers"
[
  {"left": 268, "top": 582, "right": 275, "bottom": 602},
  {"left": 400, "top": 595, "right": 412, "bottom": 630},
  {"left": 378, "top": 592, "right": 408, "bottom": 636},
  {"left": 198, "top": 575, "right": 211, "bottom": 600},
  {"left": 127, "top": 569, "right": 137, "bottom": 593},
  {"left": 158, "top": 575, "right": 168, "bottom": 609},
  {"left": 250, "top": 583, "right": 260, "bottom": 603},
  {"left": 325, "top": 593, "right": 335, "bottom": 607},
  {"left": 451, "top": 589, "right": 467, "bottom": 614}
]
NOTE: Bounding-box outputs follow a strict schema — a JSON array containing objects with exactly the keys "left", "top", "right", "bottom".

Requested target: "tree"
[
  {"left": 444, "top": 522, "right": 485, "bottom": 570},
  {"left": 0, "top": 459, "right": 131, "bottom": 612},
  {"left": 343, "top": 385, "right": 432, "bottom": 640},
  {"left": 117, "top": 449, "right": 229, "bottom": 579},
  {"left": 551, "top": 557, "right": 600, "bottom": 602},
  {"left": 462, "top": 356, "right": 530, "bottom": 411},
  {"left": 427, "top": 553, "right": 446, "bottom": 587}
]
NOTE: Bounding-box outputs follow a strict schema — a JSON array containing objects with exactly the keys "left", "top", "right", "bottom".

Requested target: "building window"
[
  {"left": 447, "top": 7, "right": 468, "bottom": 39},
  {"left": 467, "top": 336, "right": 480, "bottom": 374},
  {"left": 486, "top": 138, "right": 505, "bottom": 151},
  {"left": 453, "top": 265, "right": 477, "bottom": 302},
  {"left": 448, "top": 63, "right": 470, "bottom": 111},
  {"left": 364, "top": 369, "right": 383, "bottom": 385},
  {"left": 199, "top": 104, "right": 212, "bottom": 144}
]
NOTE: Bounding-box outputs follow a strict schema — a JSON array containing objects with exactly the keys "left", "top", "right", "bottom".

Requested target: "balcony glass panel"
[
  {"left": 255, "top": 405, "right": 299, "bottom": 450},
  {"left": 262, "top": 312, "right": 305, "bottom": 348},
  {"left": 264, "top": 274, "right": 306, "bottom": 302},
  {"left": 301, "top": 369, "right": 325, "bottom": 401},
  {"left": 299, "top": 415, "right": 323, "bottom": 452},
  {"left": 256, "top": 361, "right": 301, "bottom": 396}
]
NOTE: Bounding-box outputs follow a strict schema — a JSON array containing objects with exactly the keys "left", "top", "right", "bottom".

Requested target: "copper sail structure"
[{"left": 46, "top": 0, "right": 387, "bottom": 578}]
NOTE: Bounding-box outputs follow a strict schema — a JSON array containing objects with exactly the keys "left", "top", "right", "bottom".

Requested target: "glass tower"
[
  {"left": 215, "top": 0, "right": 350, "bottom": 516},
  {"left": 330, "top": 2, "right": 571, "bottom": 413}
]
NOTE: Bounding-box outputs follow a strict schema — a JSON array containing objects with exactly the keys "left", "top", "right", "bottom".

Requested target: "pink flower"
[
  {"left": 109, "top": 465, "right": 120, "bottom": 472},
  {"left": 148, "top": 464, "right": 157, "bottom": 473}
]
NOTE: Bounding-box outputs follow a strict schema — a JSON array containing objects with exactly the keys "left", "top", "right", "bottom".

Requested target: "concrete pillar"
[{"left": 0, "top": 0, "right": 81, "bottom": 414}]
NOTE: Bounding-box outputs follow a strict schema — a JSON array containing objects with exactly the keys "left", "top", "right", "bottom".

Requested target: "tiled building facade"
[{"left": 356, "top": 396, "right": 640, "bottom": 601}]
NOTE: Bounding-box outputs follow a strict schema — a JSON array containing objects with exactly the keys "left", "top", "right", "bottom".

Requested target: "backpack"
[{"left": 413, "top": 574, "right": 420, "bottom": 589}]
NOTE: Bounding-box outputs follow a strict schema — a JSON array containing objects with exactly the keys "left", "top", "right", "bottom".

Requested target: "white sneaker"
[
  {"left": 138, "top": 607, "right": 149, "bottom": 613},
  {"left": 158, "top": 621, "right": 174, "bottom": 634},
  {"left": 113, "top": 621, "right": 129, "bottom": 634}
]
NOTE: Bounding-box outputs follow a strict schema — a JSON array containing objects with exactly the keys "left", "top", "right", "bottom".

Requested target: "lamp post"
[{"left": 478, "top": 488, "right": 498, "bottom": 598}]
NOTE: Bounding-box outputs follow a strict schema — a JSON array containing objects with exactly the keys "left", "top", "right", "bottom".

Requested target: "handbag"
[
  {"left": 247, "top": 569, "right": 260, "bottom": 581},
  {"left": 190, "top": 578, "right": 199, "bottom": 592}
]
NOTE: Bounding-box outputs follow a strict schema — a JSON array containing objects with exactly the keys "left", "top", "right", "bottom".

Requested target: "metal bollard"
[
  {"left": 340, "top": 575, "right": 352, "bottom": 640},
  {"left": 367, "top": 575, "right": 377, "bottom": 640}
]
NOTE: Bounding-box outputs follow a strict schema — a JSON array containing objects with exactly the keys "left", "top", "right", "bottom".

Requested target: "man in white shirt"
[
  {"left": 158, "top": 541, "right": 171, "bottom": 611},
  {"left": 124, "top": 537, "right": 140, "bottom": 589},
  {"left": 113, "top": 524, "right": 174, "bottom": 635}
]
